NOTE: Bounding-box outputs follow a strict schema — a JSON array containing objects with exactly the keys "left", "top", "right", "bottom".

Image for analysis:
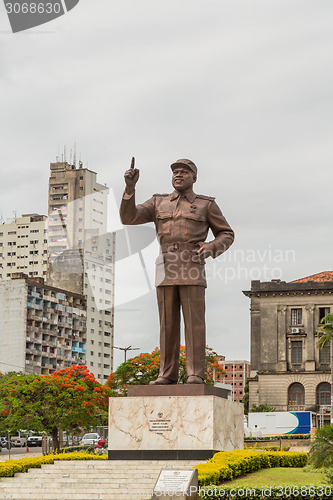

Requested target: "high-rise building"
[
  {"left": 47, "top": 160, "right": 115, "bottom": 381},
  {"left": 0, "top": 273, "right": 86, "bottom": 375},
  {"left": 216, "top": 356, "right": 250, "bottom": 402},
  {"left": 0, "top": 214, "right": 48, "bottom": 280}
]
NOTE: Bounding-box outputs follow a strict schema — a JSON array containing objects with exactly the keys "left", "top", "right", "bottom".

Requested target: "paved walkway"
[{"left": 0, "top": 451, "right": 43, "bottom": 462}]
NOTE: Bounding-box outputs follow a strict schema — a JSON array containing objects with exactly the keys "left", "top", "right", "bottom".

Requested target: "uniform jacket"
[{"left": 120, "top": 189, "right": 234, "bottom": 287}]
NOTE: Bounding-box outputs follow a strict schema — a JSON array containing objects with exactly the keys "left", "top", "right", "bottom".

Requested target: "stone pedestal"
[{"left": 108, "top": 385, "right": 244, "bottom": 460}]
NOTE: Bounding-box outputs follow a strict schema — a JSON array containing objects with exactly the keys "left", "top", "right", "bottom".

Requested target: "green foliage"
[
  {"left": 326, "top": 467, "right": 333, "bottom": 484},
  {"left": 242, "top": 380, "right": 249, "bottom": 415},
  {"left": 198, "top": 484, "right": 332, "bottom": 499},
  {"left": 317, "top": 313, "right": 333, "bottom": 350},
  {"left": 310, "top": 425, "right": 333, "bottom": 468},
  {"left": 250, "top": 403, "right": 275, "bottom": 412},
  {"left": 0, "top": 365, "right": 112, "bottom": 451},
  {"left": 60, "top": 445, "right": 90, "bottom": 453},
  {"left": 196, "top": 450, "right": 308, "bottom": 487},
  {"left": 245, "top": 434, "right": 310, "bottom": 441},
  {"left": 106, "top": 346, "right": 225, "bottom": 394}
]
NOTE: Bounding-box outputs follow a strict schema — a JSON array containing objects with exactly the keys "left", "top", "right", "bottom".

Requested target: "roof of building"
[{"left": 291, "top": 271, "right": 333, "bottom": 283}]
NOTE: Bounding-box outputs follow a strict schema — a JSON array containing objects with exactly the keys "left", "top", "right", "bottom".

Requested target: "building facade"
[
  {"left": 0, "top": 274, "right": 86, "bottom": 375},
  {"left": 47, "top": 161, "right": 115, "bottom": 380},
  {"left": 243, "top": 271, "right": 332, "bottom": 425},
  {"left": 0, "top": 214, "right": 48, "bottom": 280},
  {"left": 216, "top": 356, "right": 251, "bottom": 402}
]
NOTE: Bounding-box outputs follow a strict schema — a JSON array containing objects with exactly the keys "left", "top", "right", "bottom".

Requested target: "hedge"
[
  {"left": 197, "top": 485, "right": 332, "bottom": 499},
  {"left": 60, "top": 445, "right": 91, "bottom": 453},
  {"left": 196, "top": 450, "right": 308, "bottom": 486},
  {"left": 0, "top": 451, "right": 107, "bottom": 478},
  {"left": 244, "top": 434, "right": 310, "bottom": 441}
]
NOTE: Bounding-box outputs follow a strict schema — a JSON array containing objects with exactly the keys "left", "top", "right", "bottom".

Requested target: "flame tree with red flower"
[{"left": 0, "top": 365, "right": 113, "bottom": 452}]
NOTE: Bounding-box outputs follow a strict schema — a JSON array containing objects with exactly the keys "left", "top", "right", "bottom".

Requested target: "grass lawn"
[{"left": 222, "top": 467, "right": 328, "bottom": 487}]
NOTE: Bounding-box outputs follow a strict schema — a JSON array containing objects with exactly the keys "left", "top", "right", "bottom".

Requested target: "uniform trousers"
[{"left": 156, "top": 285, "right": 206, "bottom": 382}]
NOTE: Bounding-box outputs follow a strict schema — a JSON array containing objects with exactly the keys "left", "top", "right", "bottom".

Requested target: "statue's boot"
[
  {"left": 149, "top": 377, "right": 177, "bottom": 385},
  {"left": 187, "top": 375, "right": 204, "bottom": 384}
]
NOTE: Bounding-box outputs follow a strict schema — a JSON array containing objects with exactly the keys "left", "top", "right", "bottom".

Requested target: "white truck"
[
  {"left": 247, "top": 411, "right": 315, "bottom": 436},
  {"left": 10, "top": 431, "right": 28, "bottom": 447}
]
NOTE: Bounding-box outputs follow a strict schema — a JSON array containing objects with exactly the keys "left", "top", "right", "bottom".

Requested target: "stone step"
[
  {"left": 9, "top": 474, "right": 158, "bottom": 480},
  {"left": 0, "top": 494, "right": 149, "bottom": 500},
  {"left": 0, "top": 459, "right": 200, "bottom": 500}
]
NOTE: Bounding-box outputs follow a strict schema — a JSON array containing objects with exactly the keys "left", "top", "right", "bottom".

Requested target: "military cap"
[{"left": 170, "top": 159, "right": 197, "bottom": 177}]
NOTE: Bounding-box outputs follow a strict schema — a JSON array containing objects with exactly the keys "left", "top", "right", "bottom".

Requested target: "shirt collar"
[{"left": 170, "top": 190, "right": 197, "bottom": 203}]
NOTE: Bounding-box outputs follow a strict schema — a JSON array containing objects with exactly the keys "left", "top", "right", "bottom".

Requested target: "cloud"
[{"left": 1, "top": 0, "right": 333, "bottom": 367}]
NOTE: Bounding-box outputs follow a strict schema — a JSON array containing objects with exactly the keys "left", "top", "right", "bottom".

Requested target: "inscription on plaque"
[
  {"left": 149, "top": 418, "right": 172, "bottom": 434},
  {"left": 153, "top": 469, "right": 198, "bottom": 499}
]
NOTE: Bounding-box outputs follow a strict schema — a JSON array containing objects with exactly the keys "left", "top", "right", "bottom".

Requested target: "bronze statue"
[{"left": 120, "top": 158, "right": 234, "bottom": 384}]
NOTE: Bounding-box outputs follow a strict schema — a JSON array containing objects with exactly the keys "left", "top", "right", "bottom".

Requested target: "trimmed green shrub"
[{"left": 196, "top": 450, "right": 308, "bottom": 486}]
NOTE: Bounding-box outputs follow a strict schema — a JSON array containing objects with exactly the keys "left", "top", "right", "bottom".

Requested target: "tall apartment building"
[
  {"left": 243, "top": 271, "right": 332, "bottom": 426},
  {"left": 0, "top": 214, "right": 48, "bottom": 280},
  {"left": 216, "top": 355, "right": 251, "bottom": 402},
  {"left": 0, "top": 273, "right": 86, "bottom": 375},
  {"left": 47, "top": 161, "right": 115, "bottom": 380}
]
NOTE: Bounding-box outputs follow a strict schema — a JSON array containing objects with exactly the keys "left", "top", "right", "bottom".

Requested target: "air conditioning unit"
[{"left": 291, "top": 327, "right": 300, "bottom": 334}]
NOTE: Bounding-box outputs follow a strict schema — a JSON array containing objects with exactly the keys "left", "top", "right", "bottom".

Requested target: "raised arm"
[{"left": 120, "top": 161, "right": 155, "bottom": 225}]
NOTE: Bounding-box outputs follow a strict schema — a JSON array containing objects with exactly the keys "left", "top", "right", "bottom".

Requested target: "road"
[{"left": 0, "top": 446, "right": 43, "bottom": 461}]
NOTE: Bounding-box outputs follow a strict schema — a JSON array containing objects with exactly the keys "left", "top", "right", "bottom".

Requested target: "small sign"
[
  {"left": 152, "top": 469, "right": 198, "bottom": 499},
  {"left": 149, "top": 418, "right": 172, "bottom": 434}
]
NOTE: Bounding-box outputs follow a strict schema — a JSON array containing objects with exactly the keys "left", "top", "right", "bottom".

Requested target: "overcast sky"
[{"left": 1, "top": 0, "right": 333, "bottom": 370}]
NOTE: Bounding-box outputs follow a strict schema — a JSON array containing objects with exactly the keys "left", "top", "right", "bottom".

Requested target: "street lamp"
[{"left": 114, "top": 345, "right": 140, "bottom": 363}]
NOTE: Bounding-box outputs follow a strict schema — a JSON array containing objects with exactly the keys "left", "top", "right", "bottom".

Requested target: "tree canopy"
[
  {"left": 317, "top": 313, "right": 333, "bottom": 350},
  {"left": 309, "top": 424, "right": 333, "bottom": 468},
  {"left": 0, "top": 365, "right": 112, "bottom": 451}
]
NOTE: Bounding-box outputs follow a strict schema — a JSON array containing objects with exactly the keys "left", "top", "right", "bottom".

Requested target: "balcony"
[{"left": 287, "top": 405, "right": 305, "bottom": 411}]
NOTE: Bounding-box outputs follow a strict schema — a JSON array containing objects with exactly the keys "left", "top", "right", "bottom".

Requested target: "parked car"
[
  {"left": 0, "top": 437, "right": 7, "bottom": 448},
  {"left": 0, "top": 442, "right": 2, "bottom": 453},
  {"left": 80, "top": 433, "right": 100, "bottom": 445},
  {"left": 27, "top": 434, "right": 43, "bottom": 447}
]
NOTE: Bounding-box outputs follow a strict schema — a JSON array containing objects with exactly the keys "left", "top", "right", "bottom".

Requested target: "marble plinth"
[{"left": 108, "top": 394, "right": 243, "bottom": 460}]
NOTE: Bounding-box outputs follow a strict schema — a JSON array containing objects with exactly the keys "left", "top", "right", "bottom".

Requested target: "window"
[
  {"left": 291, "top": 308, "right": 302, "bottom": 325},
  {"left": 319, "top": 345, "right": 330, "bottom": 364},
  {"left": 291, "top": 341, "right": 302, "bottom": 364},
  {"left": 288, "top": 383, "right": 304, "bottom": 406},
  {"left": 319, "top": 307, "right": 330, "bottom": 323},
  {"left": 316, "top": 383, "right": 331, "bottom": 406}
]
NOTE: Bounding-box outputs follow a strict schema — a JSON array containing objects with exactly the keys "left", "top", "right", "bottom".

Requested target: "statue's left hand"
[{"left": 197, "top": 242, "right": 214, "bottom": 260}]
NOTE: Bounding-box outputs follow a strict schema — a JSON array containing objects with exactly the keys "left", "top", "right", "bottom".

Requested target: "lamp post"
[{"left": 114, "top": 345, "right": 140, "bottom": 363}]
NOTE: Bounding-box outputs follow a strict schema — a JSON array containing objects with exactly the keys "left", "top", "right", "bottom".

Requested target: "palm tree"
[
  {"left": 317, "top": 313, "right": 333, "bottom": 424},
  {"left": 309, "top": 424, "right": 333, "bottom": 468}
]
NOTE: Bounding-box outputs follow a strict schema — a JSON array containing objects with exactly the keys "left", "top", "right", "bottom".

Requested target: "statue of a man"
[{"left": 120, "top": 159, "right": 234, "bottom": 385}]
